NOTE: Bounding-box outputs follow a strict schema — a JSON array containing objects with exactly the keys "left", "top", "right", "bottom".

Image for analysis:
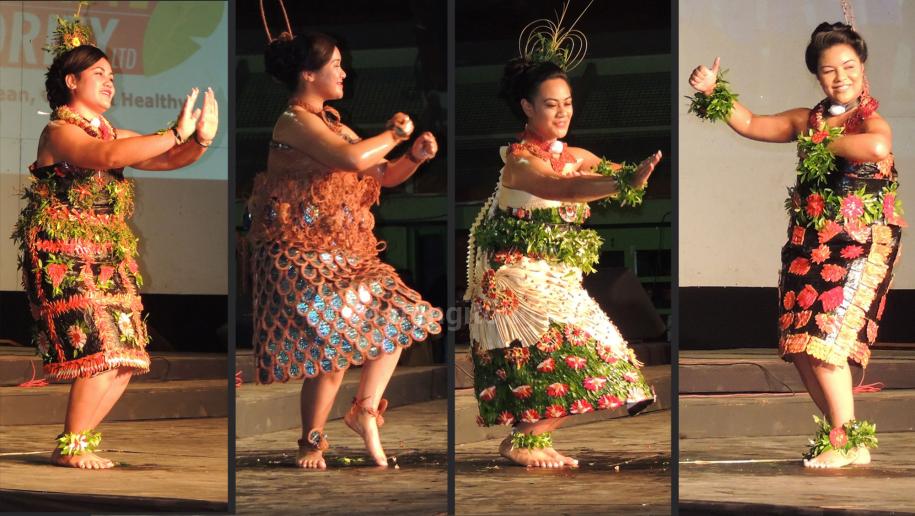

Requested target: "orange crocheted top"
[{"left": 247, "top": 141, "right": 384, "bottom": 259}]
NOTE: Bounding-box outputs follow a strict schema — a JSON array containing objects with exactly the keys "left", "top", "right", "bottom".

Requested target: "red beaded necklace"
[{"left": 509, "top": 127, "right": 576, "bottom": 174}]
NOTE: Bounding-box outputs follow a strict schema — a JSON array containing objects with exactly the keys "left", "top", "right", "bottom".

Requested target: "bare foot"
[
  {"left": 296, "top": 447, "right": 327, "bottom": 469},
  {"left": 50, "top": 448, "right": 114, "bottom": 469},
  {"left": 803, "top": 447, "right": 859, "bottom": 469},
  {"left": 545, "top": 447, "right": 579, "bottom": 467},
  {"left": 345, "top": 409, "right": 387, "bottom": 467},
  {"left": 498, "top": 436, "right": 565, "bottom": 468},
  {"left": 853, "top": 446, "right": 871, "bottom": 465}
]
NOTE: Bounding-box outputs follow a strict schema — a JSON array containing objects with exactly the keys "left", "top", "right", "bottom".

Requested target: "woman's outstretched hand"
[
  {"left": 633, "top": 150, "right": 662, "bottom": 189},
  {"left": 195, "top": 87, "right": 218, "bottom": 142},
  {"left": 175, "top": 88, "right": 200, "bottom": 142},
  {"left": 410, "top": 131, "right": 438, "bottom": 161},
  {"left": 689, "top": 57, "right": 720, "bottom": 96}
]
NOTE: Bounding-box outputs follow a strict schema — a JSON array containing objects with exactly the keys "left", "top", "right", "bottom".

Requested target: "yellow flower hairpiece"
[
  {"left": 518, "top": 0, "right": 592, "bottom": 72},
  {"left": 45, "top": 2, "right": 96, "bottom": 58}
]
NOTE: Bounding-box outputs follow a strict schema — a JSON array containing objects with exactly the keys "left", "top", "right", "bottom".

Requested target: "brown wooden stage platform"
[
  {"left": 0, "top": 418, "right": 228, "bottom": 512},
  {"left": 236, "top": 399, "right": 447, "bottom": 515},
  {"left": 679, "top": 347, "right": 915, "bottom": 514}
]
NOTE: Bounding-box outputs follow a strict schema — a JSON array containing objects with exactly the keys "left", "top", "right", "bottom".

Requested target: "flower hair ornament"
[
  {"left": 46, "top": 1, "right": 96, "bottom": 58},
  {"left": 518, "top": 0, "right": 593, "bottom": 72}
]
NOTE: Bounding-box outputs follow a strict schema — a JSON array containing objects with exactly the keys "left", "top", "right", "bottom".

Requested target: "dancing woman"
[
  {"left": 246, "top": 20, "right": 443, "bottom": 469},
  {"left": 13, "top": 15, "right": 218, "bottom": 469},
  {"left": 464, "top": 5, "right": 661, "bottom": 468},
  {"left": 688, "top": 22, "right": 904, "bottom": 468}
]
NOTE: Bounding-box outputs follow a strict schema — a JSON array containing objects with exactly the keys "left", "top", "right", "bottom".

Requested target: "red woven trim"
[
  {"left": 44, "top": 349, "right": 150, "bottom": 380},
  {"left": 33, "top": 238, "right": 113, "bottom": 258}
]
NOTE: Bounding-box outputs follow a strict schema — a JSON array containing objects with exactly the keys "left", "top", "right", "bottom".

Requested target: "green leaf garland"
[
  {"left": 472, "top": 210, "right": 603, "bottom": 274},
  {"left": 687, "top": 72, "right": 738, "bottom": 122},
  {"left": 57, "top": 429, "right": 102, "bottom": 456},
  {"left": 804, "top": 415, "right": 877, "bottom": 460},
  {"left": 594, "top": 159, "right": 645, "bottom": 208},
  {"left": 511, "top": 431, "right": 553, "bottom": 450},
  {"left": 796, "top": 123, "right": 844, "bottom": 185}
]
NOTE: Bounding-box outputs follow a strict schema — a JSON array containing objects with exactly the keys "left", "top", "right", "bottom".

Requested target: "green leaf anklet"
[
  {"left": 804, "top": 415, "right": 877, "bottom": 460},
  {"left": 56, "top": 429, "right": 102, "bottom": 456},
  {"left": 511, "top": 431, "right": 553, "bottom": 450}
]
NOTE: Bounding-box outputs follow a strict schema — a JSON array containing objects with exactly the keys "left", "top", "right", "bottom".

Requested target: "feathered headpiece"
[
  {"left": 45, "top": 2, "right": 96, "bottom": 58},
  {"left": 518, "top": 0, "right": 593, "bottom": 72}
]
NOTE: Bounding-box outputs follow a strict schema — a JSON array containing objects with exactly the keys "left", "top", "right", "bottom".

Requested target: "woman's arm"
[
  {"left": 502, "top": 148, "right": 660, "bottom": 203},
  {"left": 116, "top": 128, "right": 206, "bottom": 171},
  {"left": 40, "top": 88, "right": 203, "bottom": 170},
  {"left": 274, "top": 108, "right": 412, "bottom": 171},
  {"left": 43, "top": 123, "right": 179, "bottom": 170},
  {"left": 689, "top": 57, "right": 809, "bottom": 143},
  {"left": 119, "top": 87, "right": 219, "bottom": 171},
  {"left": 372, "top": 132, "right": 438, "bottom": 187},
  {"left": 828, "top": 114, "right": 892, "bottom": 162}
]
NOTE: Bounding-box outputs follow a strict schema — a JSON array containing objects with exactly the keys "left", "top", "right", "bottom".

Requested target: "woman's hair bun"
[{"left": 264, "top": 31, "right": 338, "bottom": 91}]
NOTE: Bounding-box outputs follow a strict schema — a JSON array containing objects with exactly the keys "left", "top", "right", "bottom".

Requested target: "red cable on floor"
[
  {"left": 236, "top": 370, "right": 243, "bottom": 388},
  {"left": 18, "top": 361, "right": 49, "bottom": 388},
  {"left": 853, "top": 369, "right": 884, "bottom": 393}
]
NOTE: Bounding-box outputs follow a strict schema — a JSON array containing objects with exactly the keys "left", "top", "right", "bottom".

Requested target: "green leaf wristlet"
[{"left": 687, "top": 71, "right": 738, "bottom": 122}]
